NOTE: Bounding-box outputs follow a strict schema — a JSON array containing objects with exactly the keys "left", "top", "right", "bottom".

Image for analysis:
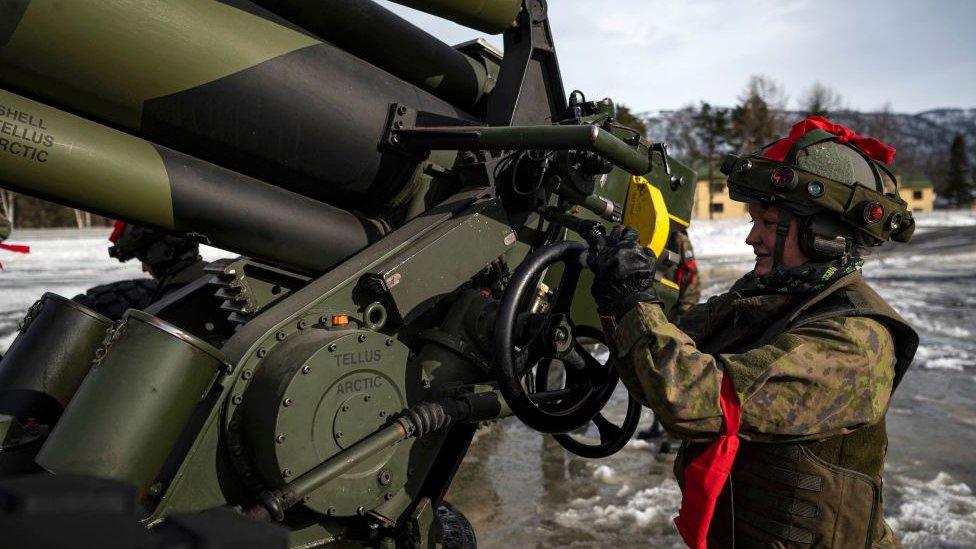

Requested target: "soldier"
[
  {"left": 661, "top": 227, "right": 701, "bottom": 324},
  {"left": 586, "top": 117, "right": 918, "bottom": 548},
  {"left": 107, "top": 221, "right": 206, "bottom": 300}
]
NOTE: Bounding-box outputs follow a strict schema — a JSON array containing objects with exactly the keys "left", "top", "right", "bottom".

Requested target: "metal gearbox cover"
[{"left": 239, "top": 329, "right": 417, "bottom": 517}]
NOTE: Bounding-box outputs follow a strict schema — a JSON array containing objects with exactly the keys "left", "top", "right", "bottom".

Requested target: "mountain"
[{"left": 641, "top": 107, "right": 976, "bottom": 190}]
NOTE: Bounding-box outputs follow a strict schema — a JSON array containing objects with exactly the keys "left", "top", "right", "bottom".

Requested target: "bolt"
[
  {"left": 358, "top": 334, "right": 367, "bottom": 343},
  {"left": 357, "top": 506, "right": 366, "bottom": 516},
  {"left": 554, "top": 327, "right": 569, "bottom": 342},
  {"left": 302, "top": 495, "right": 311, "bottom": 503},
  {"left": 282, "top": 468, "right": 292, "bottom": 478},
  {"left": 241, "top": 370, "right": 252, "bottom": 380},
  {"left": 391, "top": 134, "right": 400, "bottom": 144},
  {"left": 378, "top": 470, "right": 392, "bottom": 486},
  {"left": 363, "top": 394, "right": 371, "bottom": 402},
  {"left": 328, "top": 343, "right": 337, "bottom": 352},
  {"left": 394, "top": 120, "right": 403, "bottom": 129},
  {"left": 385, "top": 492, "right": 394, "bottom": 500},
  {"left": 341, "top": 404, "right": 350, "bottom": 412},
  {"left": 397, "top": 105, "right": 408, "bottom": 115},
  {"left": 148, "top": 482, "right": 163, "bottom": 498},
  {"left": 275, "top": 434, "right": 286, "bottom": 444},
  {"left": 336, "top": 431, "right": 344, "bottom": 439},
  {"left": 407, "top": 468, "right": 415, "bottom": 477},
  {"left": 256, "top": 348, "right": 267, "bottom": 358},
  {"left": 379, "top": 411, "right": 386, "bottom": 418},
  {"left": 301, "top": 365, "right": 311, "bottom": 374},
  {"left": 320, "top": 315, "right": 329, "bottom": 325},
  {"left": 232, "top": 394, "right": 243, "bottom": 405},
  {"left": 327, "top": 507, "right": 337, "bottom": 516},
  {"left": 385, "top": 338, "right": 393, "bottom": 347},
  {"left": 276, "top": 331, "right": 286, "bottom": 341},
  {"left": 297, "top": 319, "right": 308, "bottom": 330},
  {"left": 283, "top": 398, "right": 293, "bottom": 407}
]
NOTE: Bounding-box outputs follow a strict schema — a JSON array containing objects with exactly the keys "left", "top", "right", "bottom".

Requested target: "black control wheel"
[
  {"left": 549, "top": 326, "right": 642, "bottom": 458},
  {"left": 493, "top": 241, "right": 621, "bottom": 435}
]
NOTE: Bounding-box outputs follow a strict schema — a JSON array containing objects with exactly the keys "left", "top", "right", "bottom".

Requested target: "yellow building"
[
  {"left": 692, "top": 178, "right": 748, "bottom": 220},
  {"left": 897, "top": 173, "right": 935, "bottom": 213}
]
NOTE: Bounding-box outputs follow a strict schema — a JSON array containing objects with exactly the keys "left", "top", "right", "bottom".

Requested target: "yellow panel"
[{"left": 622, "top": 176, "right": 670, "bottom": 257}]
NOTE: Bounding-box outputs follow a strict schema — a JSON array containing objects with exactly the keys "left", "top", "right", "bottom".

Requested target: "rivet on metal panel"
[
  {"left": 282, "top": 398, "right": 293, "bottom": 407},
  {"left": 256, "top": 348, "right": 267, "bottom": 358},
  {"left": 276, "top": 331, "right": 287, "bottom": 341}
]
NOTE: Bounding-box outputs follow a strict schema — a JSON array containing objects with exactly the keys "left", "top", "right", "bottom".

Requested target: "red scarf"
[
  {"left": 673, "top": 373, "right": 741, "bottom": 549},
  {"left": 763, "top": 115, "right": 895, "bottom": 165}
]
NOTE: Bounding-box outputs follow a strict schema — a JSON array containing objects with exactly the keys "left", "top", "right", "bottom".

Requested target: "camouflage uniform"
[
  {"left": 658, "top": 228, "right": 700, "bottom": 323},
  {"left": 605, "top": 269, "right": 917, "bottom": 547},
  {"left": 590, "top": 117, "right": 920, "bottom": 547}
]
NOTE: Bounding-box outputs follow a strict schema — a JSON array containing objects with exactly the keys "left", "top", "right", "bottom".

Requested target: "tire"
[
  {"left": 72, "top": 279, "right": 158, "bottom": 321},
  {"left": 437, "top": 502, "right": 477, "bottom": 549}
]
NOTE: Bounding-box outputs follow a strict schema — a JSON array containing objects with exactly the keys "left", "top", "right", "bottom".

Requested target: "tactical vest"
[{"left": 675, "top": 272, "right": 918, "bottom": 548}]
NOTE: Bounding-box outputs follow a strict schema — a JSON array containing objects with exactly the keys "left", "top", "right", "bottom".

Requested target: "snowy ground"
[{"left": 0, "top": 212, "right": 974, "bottom": 547}]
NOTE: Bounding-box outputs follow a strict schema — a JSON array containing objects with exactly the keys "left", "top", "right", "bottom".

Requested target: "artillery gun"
[{"left": 0, "top": 0, "right": 696, "bottom": 546}]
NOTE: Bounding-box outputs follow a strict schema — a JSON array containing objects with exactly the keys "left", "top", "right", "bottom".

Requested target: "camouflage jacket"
[
  {"left": 606, "top": 272, "right": 897, "bottom": 442},
  {"left": 658, "top": 228, "right": 700, "bottom": 323}
]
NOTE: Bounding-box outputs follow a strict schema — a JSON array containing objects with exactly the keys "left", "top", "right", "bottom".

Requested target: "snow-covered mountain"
[{"left": 642, "top": 107, "right": 976, "bottom": 188}]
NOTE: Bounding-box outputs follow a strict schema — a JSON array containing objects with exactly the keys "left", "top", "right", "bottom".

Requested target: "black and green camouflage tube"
[
  {"left": 254, "top": 0, "right": 491, "bottom": 109},
  {"left": 0, "top": 0, "right": 471, "bottom": 211},
  {"left": 0, "top": 89, "right": 377, "bottom": 273}
]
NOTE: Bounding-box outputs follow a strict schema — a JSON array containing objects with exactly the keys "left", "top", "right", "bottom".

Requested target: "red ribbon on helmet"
[
  {"left": 673, "top": 373, "right": 741, "bottom": 549},
  {"left": 762, "top": 115, "right": 896, "bottom": 165}
]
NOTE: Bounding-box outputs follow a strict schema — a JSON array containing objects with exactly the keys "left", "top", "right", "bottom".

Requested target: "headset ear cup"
[{"left": 799, "top": 215, "right": 851, "bottom": 261}]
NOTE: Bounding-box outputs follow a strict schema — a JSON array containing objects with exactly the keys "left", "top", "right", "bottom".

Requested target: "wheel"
[
  {"left": 437, "top": 502, "right": 477, "bottom": 549},
  {"left": 550, "top": 326, "right": 642, "bottom": 459},
  {"left": 72, "top": 279, "right": 157, "bottom": 321},
  {"left": 492, "top": 240, "right": 641, "bottom": 456}
]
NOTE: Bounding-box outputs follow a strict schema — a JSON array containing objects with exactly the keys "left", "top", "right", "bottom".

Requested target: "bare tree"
[
  {"left": 800, "top": 82, "right": 844, "bottom": 117},
  {"left": 868, "top": 102, "right": 897, "bottom": 145},
  {"left": 73, "top": 209, "right": 94, "bottom": 229},
  {"left": 731, "top": 75, "right": 787, "bottom": 151},
  {"left": 615, "top": 103, "right": 649, "bottom": 138}
]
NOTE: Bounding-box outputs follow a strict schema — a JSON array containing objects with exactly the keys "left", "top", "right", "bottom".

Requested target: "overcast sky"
[{"left": 377, "top": 0, "right": 976, "bottom": 114}]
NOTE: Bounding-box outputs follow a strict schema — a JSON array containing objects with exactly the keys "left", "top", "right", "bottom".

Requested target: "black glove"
[{"left": 585, "top": 225, "right": 661, "bottom": 318}]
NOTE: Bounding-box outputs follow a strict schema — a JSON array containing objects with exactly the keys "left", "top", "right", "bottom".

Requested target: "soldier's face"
[{"left": 745, "top": 203, "right": 809, "bottom": 276}]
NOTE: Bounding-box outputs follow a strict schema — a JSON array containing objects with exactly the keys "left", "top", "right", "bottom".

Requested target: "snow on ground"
[{"left": 888, "top": 472, "right": 976, "bottom": 548}]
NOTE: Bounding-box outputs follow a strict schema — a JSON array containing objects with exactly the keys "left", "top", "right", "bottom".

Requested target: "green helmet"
[{"left": 720, "top": 119, "right": 914, "bottom": 264}]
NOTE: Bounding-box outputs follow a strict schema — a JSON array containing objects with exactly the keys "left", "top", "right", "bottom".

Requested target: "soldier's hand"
[{"left": 586, "top": 226, "right": 661, "bottom": 318}]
